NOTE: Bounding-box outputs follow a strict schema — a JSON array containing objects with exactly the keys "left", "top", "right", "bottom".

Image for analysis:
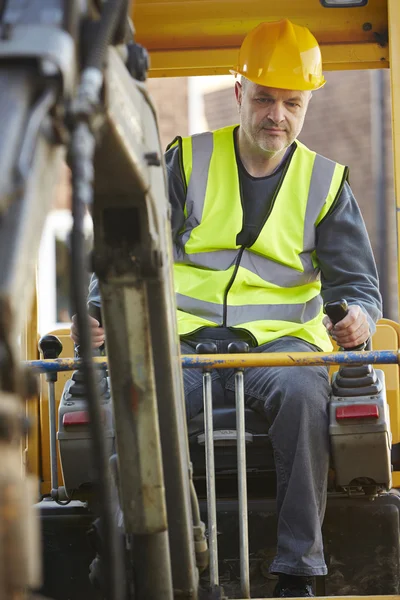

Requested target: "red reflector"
[
  {"left": 336, "top": 404, "right": 379, "bottom": 420},
  {"left": 63, "top": 410, "right": 90, "bottom": 426}
]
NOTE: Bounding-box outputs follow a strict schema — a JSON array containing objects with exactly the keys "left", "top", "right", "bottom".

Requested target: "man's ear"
[{"left": 235, "top": 80, "right": 242, "bottom": 108}]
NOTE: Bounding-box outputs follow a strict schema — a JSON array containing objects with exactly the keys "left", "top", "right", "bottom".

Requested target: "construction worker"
[{"left": 72, "top": 19, "right": 382, "bottom": 598}]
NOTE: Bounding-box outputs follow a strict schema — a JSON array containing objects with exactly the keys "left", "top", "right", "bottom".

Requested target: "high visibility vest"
[{"left": 169, "top": 125, "right": 348, "bottom": 351}]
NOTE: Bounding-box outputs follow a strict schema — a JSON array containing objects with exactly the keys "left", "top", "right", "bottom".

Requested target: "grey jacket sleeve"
[
  {"left": 87, "top": 272, "right": 101, "bottom": 307},
  {"left": 165, "top": 144, "right": 186, "bottom": 240},
  {"left": 316, "top": 181, "right": 382, "bottom": 333}
]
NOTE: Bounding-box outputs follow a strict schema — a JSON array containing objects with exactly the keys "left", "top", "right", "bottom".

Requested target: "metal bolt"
[{"left": 363, "top": 22, "right": 372, "bottom": 31}]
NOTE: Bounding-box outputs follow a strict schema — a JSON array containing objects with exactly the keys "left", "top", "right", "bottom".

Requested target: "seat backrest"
[{"left": 371, "top": 319, "right": 400, "bottom": 448}]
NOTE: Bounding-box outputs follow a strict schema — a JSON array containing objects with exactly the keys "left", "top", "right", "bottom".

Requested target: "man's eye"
[{"left": 287, "top": 102, "right": 300, "bottom": 108}]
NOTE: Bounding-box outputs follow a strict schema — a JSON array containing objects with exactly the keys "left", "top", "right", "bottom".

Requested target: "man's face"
[{"left": 236, "top": 80, "right": 311, "bottom": 155}]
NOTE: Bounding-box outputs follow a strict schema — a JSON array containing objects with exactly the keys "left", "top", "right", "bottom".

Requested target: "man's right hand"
[{"left": 70, "top": 314, "right": 105, "bottom": 349}]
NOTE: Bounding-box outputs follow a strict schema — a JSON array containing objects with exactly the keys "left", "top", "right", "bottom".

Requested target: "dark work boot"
[{"left": 274, "top": 575, "right": 314, "bottom": 597}]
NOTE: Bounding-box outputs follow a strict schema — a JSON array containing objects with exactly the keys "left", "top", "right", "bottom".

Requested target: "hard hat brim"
[{"left": 230, "top": 69, "right": 326, "bottom": 92}]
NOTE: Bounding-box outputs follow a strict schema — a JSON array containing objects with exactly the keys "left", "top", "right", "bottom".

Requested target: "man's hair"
[{"left": 241, "top": 76, "right": 249, "bottom": 93}]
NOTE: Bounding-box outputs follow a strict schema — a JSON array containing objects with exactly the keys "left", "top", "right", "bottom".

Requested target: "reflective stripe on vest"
[
  {"left": 176, "top": 292, "right": 323, "bottom": 326},
  {"left": 172, "top": 125, "right": 347, "bottom": 349},
  {"left": 174, "top": 132, "right": 338, "bottom": 288}
]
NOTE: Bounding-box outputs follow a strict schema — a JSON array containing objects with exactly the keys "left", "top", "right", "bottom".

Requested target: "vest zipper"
[
  {"left": 223, "top": 246, "right": 245, "bottom": 326},
  {"left": 221, "top": 149, "right": 296, "bottom": 332}
]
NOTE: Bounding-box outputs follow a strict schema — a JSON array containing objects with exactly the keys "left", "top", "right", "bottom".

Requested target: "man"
[{"left": 72, "top": 19, "right": 381, "bottom": 597}]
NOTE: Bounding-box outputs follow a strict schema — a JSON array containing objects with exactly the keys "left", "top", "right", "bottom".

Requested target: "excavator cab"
[{"left": 14, "top": 0, "right": 400, "bottom": 599}]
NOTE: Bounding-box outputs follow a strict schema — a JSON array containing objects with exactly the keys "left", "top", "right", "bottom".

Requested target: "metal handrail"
[{"left": 24, "top": 349, "right": 400, "bottom": 373}]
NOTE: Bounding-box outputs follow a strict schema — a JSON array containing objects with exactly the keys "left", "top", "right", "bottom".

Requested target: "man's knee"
[
  {"left": 281, "top": 366, "right": 329, "bottom": 396},
  {"left": 267, "top": 366, "right": 330, "bottom": 421}
]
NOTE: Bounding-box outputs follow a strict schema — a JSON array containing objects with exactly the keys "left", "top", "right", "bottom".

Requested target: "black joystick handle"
[
  {"left": 88, "top": 301, "right": 103, "bottom": 327},
  {"left": 227, "top": 341, "right": 250, "bottom": 354},
  {"left": 196, "top": 342, "right": 217, "bottom": 355},
  {"left": 323, "top": 299, "right": 349, "bottom": 326},
  {"left": 38, "top": 335, "right": 63, "bottom": 359},
  {"left": 228, "top": 341, "right": 249, "bottom": 373},
  {"left": 323, "top": 299, "right": 365, "bottom": 351},
  {"left": 38, "top": 335, "right": 63, "bottom": 383},
  {"left": 86, "top": 301, "right": 105, "bottom": 357},
  {"left": 196, "top": 342, "right": 217, "bottom": 372},
  {"left": 325, "top": 301, "right": 377, "bottom": 395}
]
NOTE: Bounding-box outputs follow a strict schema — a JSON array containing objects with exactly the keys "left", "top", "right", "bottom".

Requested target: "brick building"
[{"left": 148, "top": 77, "right": 189, "bottom": 150}]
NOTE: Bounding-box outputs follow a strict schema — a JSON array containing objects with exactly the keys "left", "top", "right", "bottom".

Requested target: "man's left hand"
[{"left": 323, "top": 304, "right": 370, "bottom": 349}]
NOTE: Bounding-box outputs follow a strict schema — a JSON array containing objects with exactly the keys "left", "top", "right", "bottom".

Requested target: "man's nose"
[{"left": 267, "top": 102, "right": 286, "bottom": 124}]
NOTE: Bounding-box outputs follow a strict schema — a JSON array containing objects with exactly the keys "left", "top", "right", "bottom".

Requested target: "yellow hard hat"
[{"left": 231, "top": 19, "right": 326, "bottom": 91}]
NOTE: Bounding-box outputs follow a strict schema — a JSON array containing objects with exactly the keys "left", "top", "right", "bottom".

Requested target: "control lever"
[
  {"left": 88, "top": 301, "right": 105, "bottom": 356},
  {"left": 38, "top": 335, "right": 66, "bottom": 502},
  {"left": 323, "top": 299, "right": 366, "bottom": 351},
  {"left": 88, "top": 301, "right": 103, "bottom": 327},
  {"left": 72, "top": 301, "right": 109, "bottom": 409},
  {"left": 325, "top": 306, "right": 389, "bottom": 495},
  {"left": 75, "top": 301, "right": 104, "bottom": 357},
  {"left": 196, "top": 342, "right": 219, "bottom": 588},
  {"left": 227, "top": 341, "right": 250, "bottom": 599},
  {"left": 324, "top": 300, "right": 380, "bottom": 396}
]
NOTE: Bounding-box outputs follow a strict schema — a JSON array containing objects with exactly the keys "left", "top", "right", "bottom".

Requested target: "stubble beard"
[{"left": 254, "top": 129, "right": 289, "bottom": 155}]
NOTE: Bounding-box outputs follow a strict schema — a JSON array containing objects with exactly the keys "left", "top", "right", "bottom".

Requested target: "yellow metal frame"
[
  {"left": 388, "top": 0, "right": 400, "bottom": 313},
  {"left": 131, "top": 0, "right": 389, "bottom": 77},
  {"left": 373, "top": 319, "right": 400, "bottom": 444},
  {"left": 372, "top": 319, "right": 400, "bottom": 487},
  {"left": 147, "top": 43, "right": 389, "bottom": 78},
  {"left": 21, "top": 288, "right": 40, "bottom": 480}
]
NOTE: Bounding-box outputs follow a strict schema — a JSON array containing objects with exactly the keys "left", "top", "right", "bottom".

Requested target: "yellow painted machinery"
[{"left": 3, "top": 0, "right": 400, "bottom": 599}]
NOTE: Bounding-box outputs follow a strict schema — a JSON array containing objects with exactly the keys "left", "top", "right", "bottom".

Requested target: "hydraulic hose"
[
  {"left": 85, "top": 0, "right": 129, "bottom": 70},
  {"left": 68, "top": 2, "right": 132, "bottom": 599},
  {"left": 70, "top": 122, "right": 124, "bottom": 600}
]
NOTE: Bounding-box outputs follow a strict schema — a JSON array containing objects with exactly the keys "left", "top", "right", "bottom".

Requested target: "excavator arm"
[{"left": 0, "top": 1, "right": 199, "bottom": 598}]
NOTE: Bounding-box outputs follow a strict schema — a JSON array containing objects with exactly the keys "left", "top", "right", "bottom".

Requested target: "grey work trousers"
[{"left": 182, "top": 334, "right": 330, "bottom": 577}]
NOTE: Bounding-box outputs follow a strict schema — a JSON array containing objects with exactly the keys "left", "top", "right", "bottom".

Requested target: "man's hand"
[
  {"left": 323, "top": 304, "right": 370, "bottom": 349},
  {"left": 70, "top": 314, "right": 105, "bottom": 349}
]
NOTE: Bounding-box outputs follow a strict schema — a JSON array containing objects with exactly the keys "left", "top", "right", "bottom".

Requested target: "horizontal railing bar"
[{"left": 24, "top": 350, "right": 400, "bottom": 373}]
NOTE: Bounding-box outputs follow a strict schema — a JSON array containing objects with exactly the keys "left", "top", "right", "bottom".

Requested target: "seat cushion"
[
  {"left": 187, "top": 407, "right": 269, "bottom": 440},
  {"left": 188, "top": 407, "right": 274, "bottom": 476}
]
